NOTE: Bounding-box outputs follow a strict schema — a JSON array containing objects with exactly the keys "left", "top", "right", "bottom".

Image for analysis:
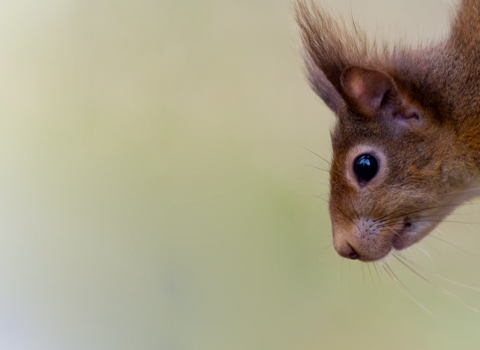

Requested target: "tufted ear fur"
[
  {"left": 303, "top": 50, "right": 343, "bottom": 112},
  {"left": 295, "top": 0, "right": 421, "bottom": 123}
]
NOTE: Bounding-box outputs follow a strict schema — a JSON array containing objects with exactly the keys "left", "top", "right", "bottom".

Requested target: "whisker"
[
  {"left": 348, "top": 260, "right": 352, "bottom": 289},
  {"left": 381, "top": 263, "right": 402, "bottom": 292},
  {"left": 300, "top": 145, "right": 332, "bottom": 166},
  {"left": 414, "top": 220, "right": 480, "bottom": 225},
  {"left": 304, "top": 164, "right": 330, "bottom": 173},
  {"left": 415, "top": 244, "right": 432, "bottom": 261},
  {"left": 349, "top": 196, "right": 360, "bottom": 220},
  {"left": 366, "top": 217, "right": 403, "bottom": 235},
  {"left": 375, "top": 203, "right": 475, "bottom": 225},
  {"left": 385, "top": 262, "right": 409, "bottom": 293},
  {"left": 373, "top": 262, "right": 383, "bottom": 285},
  {"left": 296, "top": 191, "right": 329, "bottom": 198},
  {"left": 340, "top": 259, "right": 344, "bottom": 285},
  {"left": 416, "top": 213, "right": 475, "bottom": 218},
  {"left": 313, "top": 195, "right": 359, "bottom": 229},
  {"left": 435, "top": 227, "right": 445, "bottom": 236},
  {"left": 381, "top": 260, "right": 432, "bottom": 314},
  {"left": 367, "top": 263, "right": 381, "bottom": 298},
  {"left": 399, "top": 255, "right": 480, "bottom": 292},
  {"left": 467, "top": 223, "right": 479, "bottom": 234},
  {"left": 304, "top": 163, "right": 348, "bottom": 182},
  {"left": 362, "top": 263, "right": 366, "bottom": 287},
  {"left": 322, "top": 244, "right": 333, "bottom": 252},
  {"left": 439, "top": 186, "right": 480, "bottom": 196},
  {"left": 390, "top": 228, "right": 403, "bottom": 237},
  {"left": 371, "top": 221, "right": 403, "bottom": 231},
  {"left": 373, "top": 215, "right": 480, "bottom": 232},
  {"left": 373, "top": 204, "right": 412, "bottom": 223},
  {"left": 407, "top": 247, "right": 417, "bottom": 261},
  {"left": 294, "top": 181, "right": 330, "bottom": 187},
  {"left": 423, "top": 239, "right": 439, "bottom": 253},
  {"left": 367, "top": 202, "right": 377, "bottom": 219},
  {"left": 426, "top": 235, "right": 475, "bottom": 257},
  {"left": 393, "top": 254, "right": 480, "bottom": 313}
]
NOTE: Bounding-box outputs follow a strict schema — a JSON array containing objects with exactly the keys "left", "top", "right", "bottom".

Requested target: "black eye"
[{"left": 354, "top": 154, "right": 379, "bottom": 183}]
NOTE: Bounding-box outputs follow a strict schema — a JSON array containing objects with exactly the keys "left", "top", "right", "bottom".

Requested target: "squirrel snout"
[
  {"left": 333, "top": 236, "right": 390, "bottom": 262},
  {"left": 332, "top": 225, "right": 366, "bottom": 260},
  {"left": 332, "top": 220, "right": 395, "bottom": 262}
]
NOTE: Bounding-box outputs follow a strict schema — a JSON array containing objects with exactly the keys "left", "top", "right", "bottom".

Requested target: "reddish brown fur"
[{"left": 295, "top": 0, "right": 480, "bottom": 261}]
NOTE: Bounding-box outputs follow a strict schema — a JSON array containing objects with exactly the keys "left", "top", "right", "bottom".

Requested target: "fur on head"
[{"left": 295, "top": 0, "right": 480, "bottom": 262}]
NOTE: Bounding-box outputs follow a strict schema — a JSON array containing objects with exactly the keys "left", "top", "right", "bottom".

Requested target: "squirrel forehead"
[
  {"left": 331, "top": 121, "right": 413, "bottom": 156},
  {"left": 331, "top": 108, "right": 438, "bottom": 154}
]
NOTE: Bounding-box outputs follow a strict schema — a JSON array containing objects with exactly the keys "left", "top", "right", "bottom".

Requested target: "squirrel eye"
[{"left": 354, "top": 154, "right": 378, "bottom": 183}]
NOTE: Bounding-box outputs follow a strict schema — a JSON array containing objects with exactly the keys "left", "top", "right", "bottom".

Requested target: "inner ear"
[{"left": 341, "top": 67, "right": 395, "bottom": 115}]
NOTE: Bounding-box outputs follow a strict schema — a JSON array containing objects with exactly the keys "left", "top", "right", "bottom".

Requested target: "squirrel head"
[
  {"left": 327, "top": 65, "right": 458, "bottom": 262},
  {"left": 296, "top": 1, "right": 477, "bottom": 262}
]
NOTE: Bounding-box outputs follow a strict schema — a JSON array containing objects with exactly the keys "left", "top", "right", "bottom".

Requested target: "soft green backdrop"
[{"left": 0, "top": 0, "right": 479, "bottom": 349}]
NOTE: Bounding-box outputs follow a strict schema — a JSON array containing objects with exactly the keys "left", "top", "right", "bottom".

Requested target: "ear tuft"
[
  {"left": 303, "top": 50, "right": 343, "bottom": 112},
  {"left": 341, "top": 67, "right": 394, "bottom": 115}
]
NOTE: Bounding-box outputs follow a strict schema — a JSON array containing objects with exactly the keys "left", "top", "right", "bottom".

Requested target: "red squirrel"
[{"left": 295, "top": 0, "right": 480, "bottom": 262}]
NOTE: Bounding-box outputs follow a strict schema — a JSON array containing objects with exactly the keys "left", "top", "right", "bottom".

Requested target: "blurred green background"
[{"left": 1, "top": 0, "right": 480, "bottom": 349}]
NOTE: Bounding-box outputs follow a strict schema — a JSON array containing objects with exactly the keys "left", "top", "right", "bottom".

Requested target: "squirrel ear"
[
  {"left": 341, "top": 67, "right": 395, "bottom": 115},
  {"left": 303, "top": 51, "right": 343, "bottom": 113}
]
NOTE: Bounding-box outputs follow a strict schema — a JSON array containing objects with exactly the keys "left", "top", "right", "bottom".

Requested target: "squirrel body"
[{"left": 295, "top": 0, "right": 480, "bottom": 261}]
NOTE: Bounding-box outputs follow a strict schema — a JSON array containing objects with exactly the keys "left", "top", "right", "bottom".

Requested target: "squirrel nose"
[{"left": 336, "top": 242, "right": 360, "bottom": 260}]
